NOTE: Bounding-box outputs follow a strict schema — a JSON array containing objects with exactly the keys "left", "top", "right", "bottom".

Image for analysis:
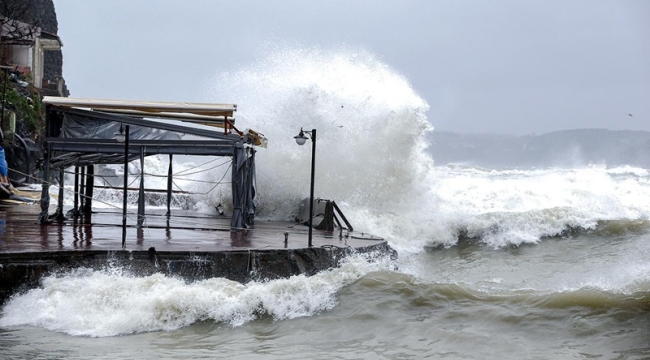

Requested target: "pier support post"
[
  {"left": 72, "top": 166, "right": 79, "bottom": 216},
  {"left": 166, "top": 154, "right": 172, "bottom": 217},
  {"left": 122, "top": 125, "right": 130, "bottom": 249},
  {"left": 53, "top": 168, "right": 65, "bottom": 222},
  {"left": 83, "top": 165, "right": 94, "bottom": 214},
  {"left": 37, "top": 143, "right": 51, "bottom": 224},
  {"left": 79, "top": 166, "right": 85, "bottom": 213},
  {"left": 137, "top": 146, "right": 145, "bottom": 228}
]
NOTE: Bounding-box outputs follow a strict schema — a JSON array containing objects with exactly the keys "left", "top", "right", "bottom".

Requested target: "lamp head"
[
  {"left": 294, "top": 128, "right": 308, "bottom": 146},
  {"left": 114, "top": 124, "right": 126, "bottom": 143}
]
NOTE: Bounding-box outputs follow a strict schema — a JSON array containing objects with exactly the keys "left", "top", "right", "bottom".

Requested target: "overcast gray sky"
[{"left": 55, "top": 0, "right": 649, "bottom": 135}]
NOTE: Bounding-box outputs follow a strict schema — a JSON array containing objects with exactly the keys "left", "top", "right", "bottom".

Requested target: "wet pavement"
[{"left": 0, "top": 204, "right": 383, "bottom": 253}]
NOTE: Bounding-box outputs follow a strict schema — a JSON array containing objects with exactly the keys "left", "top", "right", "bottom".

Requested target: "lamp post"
[
  {"left": 115, "top": 124, "right": 129, "bottom": 248},
  {"left": 294, "top": 128, "right": 316, "bottom": 247}
]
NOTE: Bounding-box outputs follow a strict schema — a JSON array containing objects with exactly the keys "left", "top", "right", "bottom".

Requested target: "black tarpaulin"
[{"left": 230, "top": 143, "right": 257, "bottom": 230}]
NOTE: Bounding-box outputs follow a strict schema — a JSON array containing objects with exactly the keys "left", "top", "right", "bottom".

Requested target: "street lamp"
[
  {"left": 294, "top": 127, "right": 316, "bottom": 247},
  {"left": 114, "top": 123, "right": 126, "bottom": 143}
]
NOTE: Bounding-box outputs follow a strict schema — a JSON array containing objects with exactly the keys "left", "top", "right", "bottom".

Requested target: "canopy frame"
[{"left": 38, "top": 98, "right": 261, "bottom": 234}]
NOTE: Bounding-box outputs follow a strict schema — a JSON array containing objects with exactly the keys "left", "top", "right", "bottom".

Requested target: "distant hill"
[{"left": 427, "top": 129, "right": 650, "bottom": 168}]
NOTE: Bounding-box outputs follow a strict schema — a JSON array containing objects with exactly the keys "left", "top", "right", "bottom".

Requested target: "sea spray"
[
  {"left": 204, "top": 47, "right": 436, "bottom": 252},
  {"left": 52, "top": 47, "right": 650, "bottom": 252},
  {"left": 0, "top": 252, "right": 395, "bottom": 337},
  {"left": 202, "top": 47, "right": 650, "bottom": 251}
]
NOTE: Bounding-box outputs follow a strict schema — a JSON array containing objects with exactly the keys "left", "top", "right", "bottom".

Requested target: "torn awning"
[{"left": 42, "top": 96, "right": 237, "bottom": 117}]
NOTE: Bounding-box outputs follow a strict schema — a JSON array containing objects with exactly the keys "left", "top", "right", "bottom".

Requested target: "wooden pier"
[{"left": 0, "top": 204, "right": 392, "bottom": 303}]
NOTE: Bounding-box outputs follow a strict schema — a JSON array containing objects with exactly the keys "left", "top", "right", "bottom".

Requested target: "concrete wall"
[
  {"left": 11, "top": 45, "right": 31, "bottom": 67},
  {"left": 0, "top": 242, "right": 396, "bottom": 304}
]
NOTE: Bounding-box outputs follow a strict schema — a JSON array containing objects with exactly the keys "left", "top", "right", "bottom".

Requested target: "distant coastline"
[{"left": 427, "top": 129, "right": 650, "bottom": 169}]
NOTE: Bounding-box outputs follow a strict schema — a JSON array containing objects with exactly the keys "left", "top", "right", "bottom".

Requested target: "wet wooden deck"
[{"left": 0, "top": 203, "right": 384, "bottom": 253}]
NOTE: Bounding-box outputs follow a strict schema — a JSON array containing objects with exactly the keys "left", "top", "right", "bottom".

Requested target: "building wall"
[
  {"left": 11, "top": 45, "right": 30, "bottom": 67},
  {"left": 6, "top": 0, "right": 65, "bottom": 92},
  {"left": 43, "top": 50, "right": 61, "bottom": 83}
]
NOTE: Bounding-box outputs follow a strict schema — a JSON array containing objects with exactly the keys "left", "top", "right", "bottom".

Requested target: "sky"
[{"left": 54, "top": 0, "right": 649, "bottom": 135}]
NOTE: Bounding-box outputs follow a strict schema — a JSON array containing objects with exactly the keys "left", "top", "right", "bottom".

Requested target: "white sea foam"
[
  {"left": 428, "top": 165, "right": 650, "bottom": 248},
  {"left": 0, "top": 253, "right": 394, "bottom": 337}
]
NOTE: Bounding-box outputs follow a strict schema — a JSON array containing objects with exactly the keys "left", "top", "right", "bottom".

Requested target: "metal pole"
[
  {"left": 166, "top": 154, "right": 172, "bottom": 217},
  {"left": 37, "top": 143, "right": 51, "bottom": 224},
  {"left": 55, "top": 168, "right": 64, "bottom": 221},
  {"left": 83, "top": 165, "right": 94, "bottom": 214},
  {"left": 79, "top": 166, "right": 85, "bottom": 212},
  {"left": 14, "top": 134, "right": 30, "bottom": 182},
  {"left": 122, "top": 125, "right": 129, "bottom": 249},
  {"left": 1, "top": 69, "right": 7, "bottom": 140},
  {"left": 37, "top": 106, "right": 52, "bottom": 224},
  {"left": 308, "top": 129, "right": 316, "bottom": 247},
  {"left": 137, "top": 146, "right": 145, "bottom": 228},
  {"left": 73, "top": 166, "right": 79, "bottom": 216}
]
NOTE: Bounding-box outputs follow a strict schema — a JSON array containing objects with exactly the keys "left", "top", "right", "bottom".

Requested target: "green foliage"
[{"left": 1, "top": 82, "right": 45, "bottom": 135}]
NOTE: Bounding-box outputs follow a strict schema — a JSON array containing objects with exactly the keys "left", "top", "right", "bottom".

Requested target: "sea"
[{"left": 0, "top": 48, "right": 648, "bottom": 359}]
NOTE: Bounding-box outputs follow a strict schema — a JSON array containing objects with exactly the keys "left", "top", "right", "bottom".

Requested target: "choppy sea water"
[
  {"left": 1, "top": 220, "right": 648, "bottom": 359},
  {"left": 1, "top": 48, "right": 649, "bottom": 359}
]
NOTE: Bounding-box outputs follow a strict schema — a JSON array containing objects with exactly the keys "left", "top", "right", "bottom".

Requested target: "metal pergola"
[{"left": 37, "top": 97, "right": 264, "bottom": 234}]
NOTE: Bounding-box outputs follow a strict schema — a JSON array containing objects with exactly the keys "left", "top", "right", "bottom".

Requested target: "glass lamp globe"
[{"left": 294, "top": 130, "right": 308, "bottom": 145}]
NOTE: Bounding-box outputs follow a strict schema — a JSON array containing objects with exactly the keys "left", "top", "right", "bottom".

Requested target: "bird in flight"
[{"left": 628, "top": 113, "right": 633, "bottom": 117}]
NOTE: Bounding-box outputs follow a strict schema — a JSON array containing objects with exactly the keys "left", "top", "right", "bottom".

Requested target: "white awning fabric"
[{"left": 42, "top": 97, "right": 237, "bottom": 117}]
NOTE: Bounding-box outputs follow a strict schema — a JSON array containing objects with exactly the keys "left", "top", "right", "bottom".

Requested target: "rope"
[
  {"left": 169, "top": 161, "right": 232, "bottom": 196},
  {"left": 79, "top": 174, "right": 231, "bottom": 185},
  {"left": 65, "top": 168, "right": 232, "bottom": 186},
  {"left": 65, "top": 170, "right": 231, "bottom": 194},
  {"left": 171, "top": 178, "right": 185, "bottom": 194},
  {"left": 142, "top": 161, "right": 230, "bottom": 179},
  {"left": 168, "top": 178, "right": 231, "bottom": 185},
  {"left": 63, "top": 170, "right": 141, "bottom": 189},
  {"left": 10, "top": 163, "right": 233, "bottom": 229},
  {"left": 193, "top": 161, "right": 232, "bottom": 195},
  {"left": 129, "top": 173, "right": 140, "bottom": 188},
  {"left": 10, "top": 167, "right": 222, "bottom": 234},
  {"left": 173, "top": 157, "right": 220, "bottom": 175},
  {"left": 8, "top": 167, "right": 140, "bottom": 221},
  {"left": 171, "top": 159, "right": 232, "bottom": 177},
  {"left": 10, "top": 154, "right": 236, "bottom": 231},
  {"left": 175, "top": 158, "right": 232, "bottom": 175}
]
